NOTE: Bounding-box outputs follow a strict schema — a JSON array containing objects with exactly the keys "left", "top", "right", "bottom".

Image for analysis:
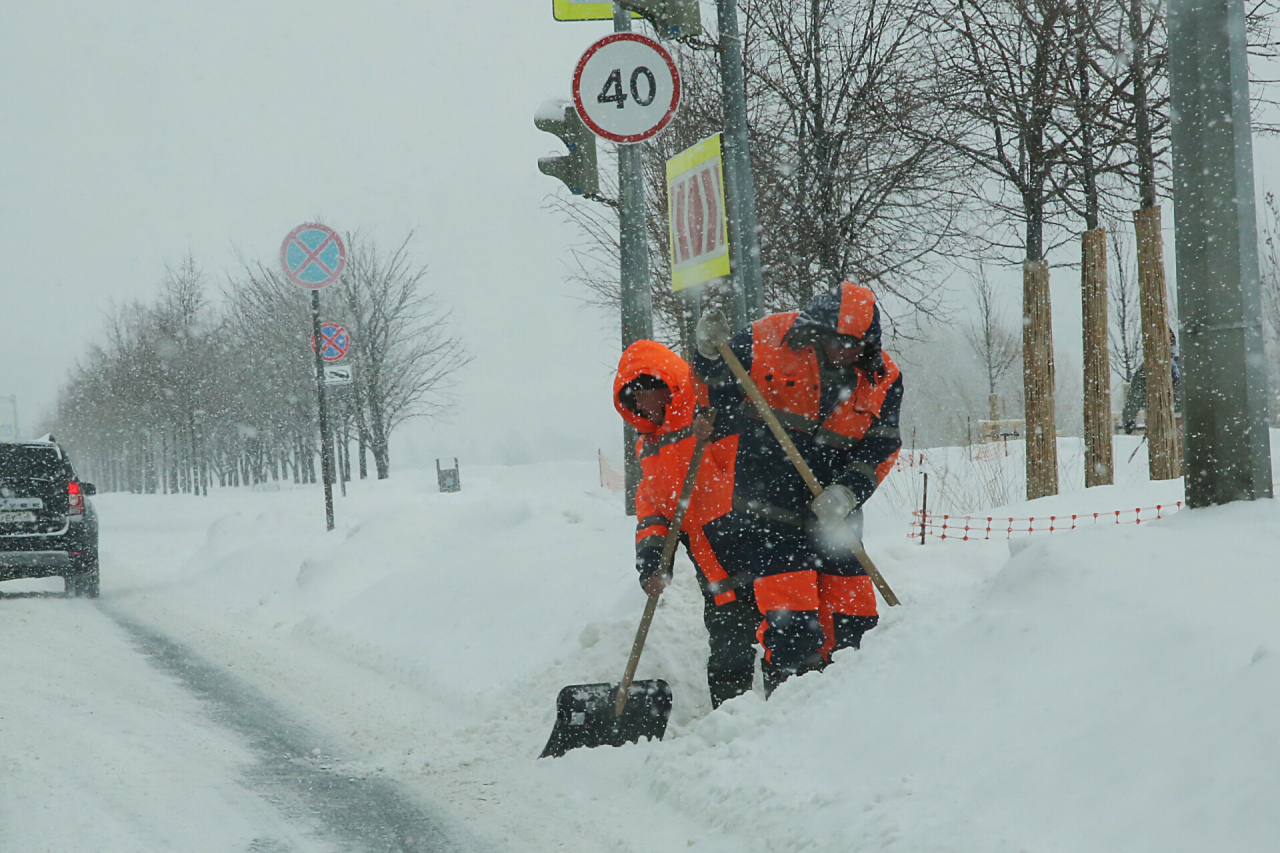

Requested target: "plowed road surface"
[{"left": 0, "top": 594, "right": 469, "bottom": 853}]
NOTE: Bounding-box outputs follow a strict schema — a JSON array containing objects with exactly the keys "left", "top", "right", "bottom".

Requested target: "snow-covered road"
[
  {"left": 0, "top": 594, "right": 475, "bottom": 853},
  {"left": 7, "top": 445, "right": 1280, "bottom": 851}
]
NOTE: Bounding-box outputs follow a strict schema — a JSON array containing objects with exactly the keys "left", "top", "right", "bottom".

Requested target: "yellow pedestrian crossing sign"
[{"left": 553, "top": 0, "right": 639, "bottom": 21}]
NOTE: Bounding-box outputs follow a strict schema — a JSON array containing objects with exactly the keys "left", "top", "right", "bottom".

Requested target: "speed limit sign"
[{"left": 572, "top": 33, "right": 681, "bottom": 144}]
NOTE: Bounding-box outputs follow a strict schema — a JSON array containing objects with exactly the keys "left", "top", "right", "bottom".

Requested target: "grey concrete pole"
[
  {"left": 1168, "top": 0, "right": 1273, "bottom": 507},
  {"left": 614, "top": 3, "right": 654, "bottom": 515},
  {"left": 716, "top": 0, "right": 764, "bottom": 327}
]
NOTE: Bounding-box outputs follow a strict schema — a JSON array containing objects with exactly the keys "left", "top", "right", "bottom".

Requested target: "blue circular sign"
[
  {"left": 281, "top": 223, "right": 346, "bottom": 289},
  {"left": 311, "top": 322, "right": 351, "bottom": 362}
]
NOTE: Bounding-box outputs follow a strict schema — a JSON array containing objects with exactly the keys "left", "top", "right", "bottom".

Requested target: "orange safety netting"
[{"left": 598, "top": 450, "right": 626, "bottom": 494}]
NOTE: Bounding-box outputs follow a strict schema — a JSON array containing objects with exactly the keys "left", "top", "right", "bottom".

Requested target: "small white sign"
[{"left": 323, "top": 364, "right": 354, "bottom": 385}]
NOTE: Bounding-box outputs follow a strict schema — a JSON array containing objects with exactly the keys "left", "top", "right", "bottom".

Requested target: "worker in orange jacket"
[
  {"left": 693, "top": 282, "right": 903, "bottom": 693},
  {"left": 613, "top": 339, "right": 761, "bottom": 707}
]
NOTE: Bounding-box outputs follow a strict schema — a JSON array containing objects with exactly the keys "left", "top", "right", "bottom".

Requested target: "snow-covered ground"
[{"left": 4, "top": 436, "right": 1279, "bottom": 851}]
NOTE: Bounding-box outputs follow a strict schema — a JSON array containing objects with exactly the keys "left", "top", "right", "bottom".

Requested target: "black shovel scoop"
[{"left": 540, "top": 409, "right": 715, "bottom": 759}]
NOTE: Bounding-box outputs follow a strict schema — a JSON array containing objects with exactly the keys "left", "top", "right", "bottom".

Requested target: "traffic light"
[
  {"left": 534, "top": 99, "right": 599, "bottom": 197},
  {"left": 618, "top": 0, "right": 701, "bottom": 38}
]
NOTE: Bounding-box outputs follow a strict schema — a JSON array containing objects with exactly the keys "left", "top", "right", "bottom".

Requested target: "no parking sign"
[
  {"left": 310, "top": 322, "right": 350, "bottom": 362},
  {"left": 281, "top": 223, "right": 346, "bottom": 289},
  {"left": 280, "top": 221, "right": 347, "bottom": 532}
]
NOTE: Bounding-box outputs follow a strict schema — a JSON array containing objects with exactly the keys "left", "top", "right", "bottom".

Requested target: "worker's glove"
[
  {"left": 636, "top": 544, "right": 668, "bottom": 595},
  {"left": 695, "top": 309, "right": 731, "bottom": 361},
  {"left": 641, "top": 571, "right": 671, "bottom": 597},
  {"left": 808, "top": 486, "right": 863, "bottom": 557},
  {"left": 809, "top": 484, "right": 856, "bottom": 527}
]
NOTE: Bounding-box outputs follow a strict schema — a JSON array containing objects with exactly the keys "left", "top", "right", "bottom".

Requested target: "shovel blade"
[{"left": 539, "top": 680, "right": 673, "bottom": 759}]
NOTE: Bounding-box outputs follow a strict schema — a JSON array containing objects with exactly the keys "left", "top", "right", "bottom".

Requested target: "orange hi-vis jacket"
[
  {"left": 692, "top": 286, "right": 904, "bottom": 593},
  {"left": 747, "top": 310, "right": 902, "bottom": 490},
  {"left": 691, "top": 282, "right": 904, "bottom": 665},
  {"left": 613, "top": 340, "right": 742, "bottom": 605}
]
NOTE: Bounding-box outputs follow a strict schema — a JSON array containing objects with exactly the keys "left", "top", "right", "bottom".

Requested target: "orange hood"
[{"left": 613, "top": 340, "right": 701, "bottom": 436}]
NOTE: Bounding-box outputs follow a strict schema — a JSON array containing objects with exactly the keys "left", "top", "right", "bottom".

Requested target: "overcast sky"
[
  {"left": 0, "top": 1, "right": 630, "bottom": 467},
  {"left": 3, "top": 2, "right": 1279, "bottom": 466}
]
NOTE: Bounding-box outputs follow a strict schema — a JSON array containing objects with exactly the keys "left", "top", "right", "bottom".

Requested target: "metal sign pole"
[
  {"left": 614, "top": 2, "right": 655, "bottom": 516},
  {"left": 311, "top": 290, "right": 336, "bottom": 529},
  {"left": 716, "top": 0, "right": 764, "bottom": 326},
  {"left": 1168, "top": 0, "right": 1273, "bottom": 507},
  {"left": 282, "top": 223, "right": 346, "bottom": 530}
]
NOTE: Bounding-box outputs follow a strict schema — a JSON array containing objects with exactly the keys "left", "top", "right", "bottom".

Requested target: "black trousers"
[{"left": 702, "top": 583, "right": 760, "bottom": 708}]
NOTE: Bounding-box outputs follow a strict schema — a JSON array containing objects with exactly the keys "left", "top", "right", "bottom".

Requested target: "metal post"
[
  {"left": 716, "top": 0, "right": 764, "bottom": 326},
  {"left": 615, "top": 2, "right": 655, "bottom": 516},
  {"left": 1168, "top": 0, "right": 1273, "bottom": 507},
  {"left": 919, "top": 472, "right": 928, "bottom": 545},
  {"left": 311, "top": 291, "right": 336, "bottom": 530}
]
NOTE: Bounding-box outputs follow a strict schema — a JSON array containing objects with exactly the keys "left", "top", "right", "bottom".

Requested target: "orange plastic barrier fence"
[{"left": 909, "top": 502, "right": 1185, "bottom": 541}]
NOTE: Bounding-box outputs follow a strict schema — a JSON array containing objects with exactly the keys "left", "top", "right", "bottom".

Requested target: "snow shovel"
[
  {"left": 717, "top": 341, "right": 901, "bottom": 606},
  {"left": 540, "top": 410, "right": 716, "bottom": 759}
]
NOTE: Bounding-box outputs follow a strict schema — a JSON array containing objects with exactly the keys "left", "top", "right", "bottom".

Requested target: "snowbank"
[{"left": 58, "top": 440, "right": 1280, "bottom": 851}]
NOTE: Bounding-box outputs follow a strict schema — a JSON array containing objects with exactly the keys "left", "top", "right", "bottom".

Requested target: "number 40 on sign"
[{"left": 572, "top": 33, "right": 680, "bottom": 144}]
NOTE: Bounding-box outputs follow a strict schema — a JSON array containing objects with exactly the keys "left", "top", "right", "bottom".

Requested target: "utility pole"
[
  {"left": 716, "top": 0, "right": 764, "bottom": 328},
  {"left": 615, "top": 1, "right": 655, "bottom": 515},
  {"left": 1168, "top": 0, "right": 1273, "bottom": 507}
]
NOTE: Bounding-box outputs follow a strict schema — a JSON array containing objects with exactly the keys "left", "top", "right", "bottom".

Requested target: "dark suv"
[{"left": 0, "top": 439, "right": 99, "bottom": 597}]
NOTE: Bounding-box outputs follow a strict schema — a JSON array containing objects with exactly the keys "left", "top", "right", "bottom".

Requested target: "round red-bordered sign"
[
  {"left": 572, "top": 33, "right": 681, "bottom": 145},
  {"left": 280, "top": 223, "right": 347, "bottom": 290},
  {"left": 310, "top": 322, "right": 350, "bottom": 362}
]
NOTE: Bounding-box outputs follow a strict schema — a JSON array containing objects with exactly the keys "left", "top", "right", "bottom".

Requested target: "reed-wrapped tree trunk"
[
  {"left": 1082, "top": 228, "right": 1114, "bottom": 486},
  {"left": 1024, "top": 259, "right": 1059, "bottom": 498},
  {"left": 1134, "top": 206, "right": 1180, "bottom": 479}
]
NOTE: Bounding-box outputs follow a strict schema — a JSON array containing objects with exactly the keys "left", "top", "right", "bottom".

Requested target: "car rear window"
[{"left": 0, "top": 446, "right": 64, "bottom": 479}]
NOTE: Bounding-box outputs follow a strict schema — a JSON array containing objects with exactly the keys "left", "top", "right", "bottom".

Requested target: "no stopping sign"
[{"left": 573, "top": 33, "right": 680, "bottom": 144}]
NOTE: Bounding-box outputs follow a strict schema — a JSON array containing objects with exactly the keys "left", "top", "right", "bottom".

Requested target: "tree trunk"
[
  {"left": 1082, "top": 228, "right": 1114, "bottom": 486},
  {"left": 1023, "top": 259, "right": 1059, "bottom": 498},
  {"left": 353, "top": 373, "right": 370, "bottom": 479},
  {"left": 1134, "top": 205, "right": 1181, "bottom": 479},
  {"left": 367, "top": 380, "right": 391, "bottom": 480}
]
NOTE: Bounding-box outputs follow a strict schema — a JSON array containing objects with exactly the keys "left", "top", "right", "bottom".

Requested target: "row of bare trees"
[
  {"left": 46, "top": 235, "right": 469, "bottom": 494},
  {"left": 555, "top": 0, "right": 1276, "bottom": 500}
]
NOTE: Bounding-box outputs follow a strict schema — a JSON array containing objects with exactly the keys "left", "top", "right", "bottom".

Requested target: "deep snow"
[{"left": 5, "top": 436, "right": 1279, "bottom": 851}]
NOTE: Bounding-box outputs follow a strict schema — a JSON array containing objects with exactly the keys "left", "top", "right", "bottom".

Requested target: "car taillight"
[{"left": 68, "top": 481, "right": 84, "bottom": 516}]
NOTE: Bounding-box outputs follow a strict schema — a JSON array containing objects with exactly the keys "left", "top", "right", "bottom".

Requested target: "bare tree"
[
  {"left": 49, "top": 234, "right": 470, "bottom": 490},
  {"left": 1107, "top": 223, "right": 1142, "bottom": 385},
  {"left": 924, "top": 0, "right": 1074, "bottom": 498},
  {"left": 335, "top": 234, "right": 471, "bottom": 479},
  {"left": 553, "top": 1, "right": 970, "bottom": 350},
  {"left": 962, "top": 267, "right": 1021, "bottom": 420},
  {"left": 743, "top": 0, "right": 969, "bottom": 315}
]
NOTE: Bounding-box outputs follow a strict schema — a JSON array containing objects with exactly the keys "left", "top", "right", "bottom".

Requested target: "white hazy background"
[{"left": 2, "top": 2, "right": 1279, "bottom": 466}]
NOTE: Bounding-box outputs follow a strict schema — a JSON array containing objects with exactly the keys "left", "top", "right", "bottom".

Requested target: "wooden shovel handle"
[
  {"left": 718, "top": 342, "right": 900, "bottom": 607},
  {"left": 615, "top": 409, "right": 718, "bottom": 716}
]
